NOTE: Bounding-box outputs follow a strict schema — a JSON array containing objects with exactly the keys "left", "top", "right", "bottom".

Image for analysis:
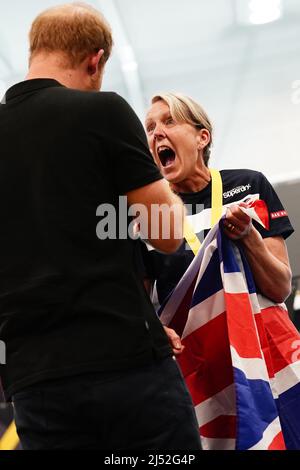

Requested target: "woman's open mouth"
[{"left": 157, "top": 145, "right": 176, "bottom": 168}]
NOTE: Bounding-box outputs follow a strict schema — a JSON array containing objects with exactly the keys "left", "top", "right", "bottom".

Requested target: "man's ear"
[{"left": 87, "top": 49, "right": 105, "bottom": 75}]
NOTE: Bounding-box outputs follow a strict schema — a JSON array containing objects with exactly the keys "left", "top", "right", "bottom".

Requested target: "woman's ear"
[{"left": 197, "top": 129, "right": 211, "bottom": 150}]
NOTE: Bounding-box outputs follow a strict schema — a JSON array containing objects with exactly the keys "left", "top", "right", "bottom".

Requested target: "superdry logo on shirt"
[
  {"left": 223, "top": 184, "right": 251, "bottom": 199},
  {"left": 270, "top": 210, "right": 288, "bottom": 219}
]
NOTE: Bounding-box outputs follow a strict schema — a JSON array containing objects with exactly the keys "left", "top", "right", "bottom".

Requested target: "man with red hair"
[{"left": 0, "top": 3, "right": 200, "bottom": 451}]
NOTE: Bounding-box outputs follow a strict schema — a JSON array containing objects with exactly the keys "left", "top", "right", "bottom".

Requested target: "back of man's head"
[{"left": 29, "top": 2, "right": 113, "bottom": 68}]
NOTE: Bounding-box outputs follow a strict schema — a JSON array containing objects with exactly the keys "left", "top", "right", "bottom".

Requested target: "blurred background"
[
  {"left": 1, "top": 0, "right": 299, "bottom": 317},
  {"left": 0, "top": 0, "right": 300, "bottom": 448}
]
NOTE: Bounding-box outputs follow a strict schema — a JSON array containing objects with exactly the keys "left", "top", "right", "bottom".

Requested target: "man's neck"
[
  {"left": 26, "top": 68, "right": 80, "bottom": 90},
  {"left": 171, "top": 166, "right": 211, "bottom": 194},
  {"left": 25, "top": 54, "right": 86, "bottom": 90}
]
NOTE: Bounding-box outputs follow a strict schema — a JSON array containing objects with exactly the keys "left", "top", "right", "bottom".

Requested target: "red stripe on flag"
[
  {"left": 268, "top": 431, "right": 286, "bottom": 450},
  {"left": 225, "top": 292, "right": 262, "bottom": 358},
  {"left": 254, "top": 313, "right": 276, "bottom": 379},
  {"left": 178, "top": 312, "right": 233, "bottom": 403},
  {"left": 200, "top": 415, "right": 236, "bottom": 439},
  {"left": 261, "top": 306, "right": 300, "bottom": 373},
  {"left": 251, "top": 199, "right": 269, "bottom": 229}
]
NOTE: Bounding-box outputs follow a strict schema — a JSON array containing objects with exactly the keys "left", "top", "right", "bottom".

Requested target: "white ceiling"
[
  {"left": 0, "top": 0, "right": 299, "bottom": 275},
  {"left": 1, "top": 0, "right": 300, "bottom": 183}
]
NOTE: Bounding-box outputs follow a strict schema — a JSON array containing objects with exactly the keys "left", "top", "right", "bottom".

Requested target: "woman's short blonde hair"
[
  {"left": 29, "top": 2, "right": 113, "bottom": 67},
  {"left": 152, "top": 93, "right": 213, "bottom": 165}
]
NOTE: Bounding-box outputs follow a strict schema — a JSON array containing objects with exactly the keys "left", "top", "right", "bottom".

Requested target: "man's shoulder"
[
  {"left": 52, "top": 87, "right": 118, "bottom": 104},
  {"left": 47, "top": 88, "right": 130, "bottom": 121}
]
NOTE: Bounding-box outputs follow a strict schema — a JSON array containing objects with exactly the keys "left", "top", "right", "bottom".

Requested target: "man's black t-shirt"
[
  {"left": 0, "top": 79, "right": 171, "bottom": 399},
  {"left": 143, "top": 169, "right": 294, "bottom": 307}
]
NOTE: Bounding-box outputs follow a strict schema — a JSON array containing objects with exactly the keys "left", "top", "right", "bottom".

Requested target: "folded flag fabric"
[{"left": 160, "top": 205, "right": 300, "bottom": 450}]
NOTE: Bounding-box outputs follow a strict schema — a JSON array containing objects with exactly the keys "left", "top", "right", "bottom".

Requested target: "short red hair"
[{"left": 29, "top": 2, "right": 113, "bottom": 67}]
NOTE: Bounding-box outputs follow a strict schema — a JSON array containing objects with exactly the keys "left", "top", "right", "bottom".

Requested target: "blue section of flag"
[
  {"left": 276, "top": 381, "right": 300, "bottom": 450},
  {"left": 218, "top": 222, "right": 257, "bottom": 294},
  {"left": 234, "top": 368, "right": 279, "bottom": 450},
  {"left": 191, "top": 248, "right": 222, "bottom": 307},
  {"left": 239, "top": 247, "right": 257, "bottom": 294},
  {"left": 218, "top": 228, "right": 240, "bottom": 274}
]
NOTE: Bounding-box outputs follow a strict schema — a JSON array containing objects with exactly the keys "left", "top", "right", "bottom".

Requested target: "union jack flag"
[{"left": 160, "top": 210, "right": 300, "bottom": 450}]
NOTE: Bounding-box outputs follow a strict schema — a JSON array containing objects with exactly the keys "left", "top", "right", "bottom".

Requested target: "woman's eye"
[
  {"left": 165, "top": 117, "right": 174, "bottom": 125},
  {"left": 146, "top": 124, "right": 154, "bottom": 133}
]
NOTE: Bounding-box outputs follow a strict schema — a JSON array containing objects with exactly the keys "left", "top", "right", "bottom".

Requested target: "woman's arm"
[{"left": 225, "top": 205, "right": 292, "bottom": 303}]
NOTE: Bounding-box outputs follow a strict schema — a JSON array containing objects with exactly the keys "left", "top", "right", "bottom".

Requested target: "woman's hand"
[
  {"left": 224, "top": 204, "right": 292, "bottom": 303},
  {"left": 224, "top": 204, "right": 252, "bottom": 240},
  {"left": 163, "top": 326, "right": 185, "bottom": 356}
]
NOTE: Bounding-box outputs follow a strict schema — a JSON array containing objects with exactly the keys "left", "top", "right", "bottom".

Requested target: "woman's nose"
[{"left": 153, "top": 124, "right": 166, "bottom": 140}]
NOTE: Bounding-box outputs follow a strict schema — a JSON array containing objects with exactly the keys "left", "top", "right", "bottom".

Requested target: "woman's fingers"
[
  {"left": 225, "top": 206, "right": 252, "bottom": 239},
  {"left": 163, "top": 326, "right": 185, "bottom": 355}
]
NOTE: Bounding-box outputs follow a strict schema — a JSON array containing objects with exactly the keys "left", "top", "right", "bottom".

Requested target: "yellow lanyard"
[{"left": 183, "top": 169, "right": 223, "bottom": 256}]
